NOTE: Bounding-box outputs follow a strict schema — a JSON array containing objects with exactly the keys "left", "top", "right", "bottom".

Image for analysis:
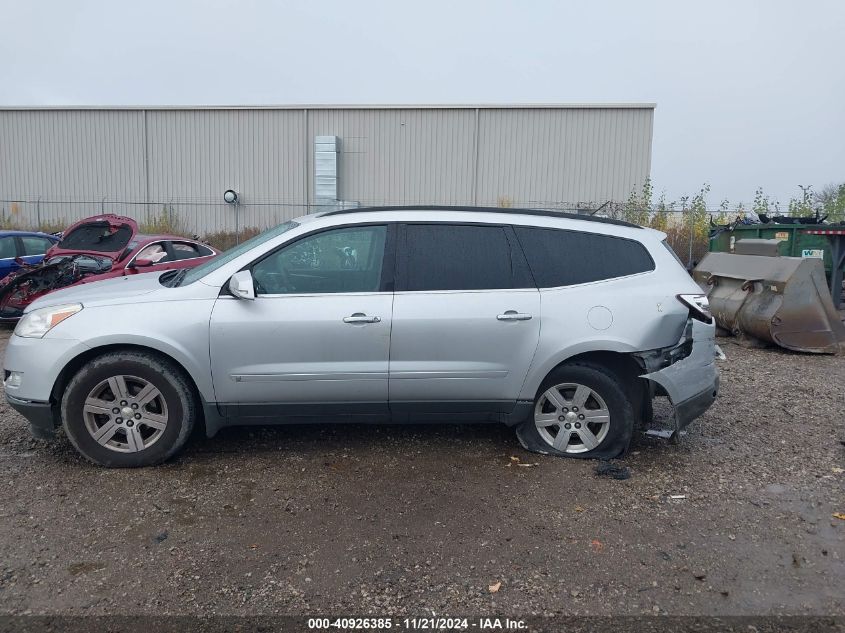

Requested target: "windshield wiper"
[
  {"left": 171, "top": 268, "right": 189, "bottom": 287},
  {"left": 159, "top": 269, "right": 184, "bottom": 288}
]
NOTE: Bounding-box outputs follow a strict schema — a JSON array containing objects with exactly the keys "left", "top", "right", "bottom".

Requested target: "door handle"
[
  {"left": 343, "top": 313, "right": 381, "bottom": 324},
  {"left": 497, "top": 311, "right": 532, "bottom": 321}
]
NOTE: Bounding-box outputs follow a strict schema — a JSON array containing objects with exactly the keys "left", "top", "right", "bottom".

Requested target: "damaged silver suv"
[{"left": 4, "top": 207, "right": 718, "bottom": 467}]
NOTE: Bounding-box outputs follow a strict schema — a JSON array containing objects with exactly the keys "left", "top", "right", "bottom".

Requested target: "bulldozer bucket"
[{"left": 693, "top": 252, "right": 845, "bottom": 354}]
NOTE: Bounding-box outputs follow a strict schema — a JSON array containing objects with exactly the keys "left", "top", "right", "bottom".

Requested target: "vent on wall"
[{"left": 315, "top": 135, "right": 339, "bottom": 202}]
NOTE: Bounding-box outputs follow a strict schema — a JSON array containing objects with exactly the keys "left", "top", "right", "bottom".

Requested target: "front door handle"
[
  {"left": 343, "top": 313, "right": 381, "bottom": 324},
  {"left": 497, "top": 311, "right": 533, "bottom": 321}
]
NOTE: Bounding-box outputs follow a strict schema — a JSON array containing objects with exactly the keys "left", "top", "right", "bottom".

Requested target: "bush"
[
  {"left": 140, "top": 205, "right": 192, "bottom": 237},
  {"left": 203, "top": 227, "right": 262, "bottom": 252}
]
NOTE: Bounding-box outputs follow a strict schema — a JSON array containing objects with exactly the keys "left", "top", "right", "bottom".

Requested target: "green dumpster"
[{"left": 709, "top": 224, "right": 836, "bottom": 277}]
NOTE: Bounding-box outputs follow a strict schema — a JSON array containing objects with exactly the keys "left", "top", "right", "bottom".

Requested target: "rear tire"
[
  {"left": 61, "top": 351, "right": 197, "bottom": 467},
  {"left": 516, "top": 363, "right": 634, "bottom": 459}
]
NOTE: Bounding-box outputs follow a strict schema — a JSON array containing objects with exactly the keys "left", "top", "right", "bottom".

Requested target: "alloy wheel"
[
  {"left": 534, "top": 382, "right": 611, "bottom": 453},
  {"left": 82, "top": 375, "right": 169, "bottom": 453}
]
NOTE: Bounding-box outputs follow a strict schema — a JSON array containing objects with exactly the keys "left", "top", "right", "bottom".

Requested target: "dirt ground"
[{"left": 0, "top": 328, "right": 842, "bottom": 618}]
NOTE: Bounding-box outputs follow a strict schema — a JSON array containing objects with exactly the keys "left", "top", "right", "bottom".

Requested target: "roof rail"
[{"left": 318, "top": 205, "right": 642, "bottom": 229}]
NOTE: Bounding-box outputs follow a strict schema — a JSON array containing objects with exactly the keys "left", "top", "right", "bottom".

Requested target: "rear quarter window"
[{"left": 514, "top": 226, "right": 655, "bottom": 288}]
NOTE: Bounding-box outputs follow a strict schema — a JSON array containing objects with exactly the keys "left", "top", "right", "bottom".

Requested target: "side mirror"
[
  {"left": 131, "top": 258, "right": 154, "bottom": 268},
  {"left": 228, "top": 270, "right": 255, "bottom": 300}
]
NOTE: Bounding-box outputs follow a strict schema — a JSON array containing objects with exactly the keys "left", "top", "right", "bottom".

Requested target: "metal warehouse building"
[{"left": 0, "top": 104, "right": 654, "bottom": 234}]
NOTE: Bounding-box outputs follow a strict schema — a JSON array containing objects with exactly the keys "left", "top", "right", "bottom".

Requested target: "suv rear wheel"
[
  {"left": 516, "top": 363, "right": 634, "bottom": 459},
  {"left": 61, "top": 351, "right": 197, "bottom": 467}
]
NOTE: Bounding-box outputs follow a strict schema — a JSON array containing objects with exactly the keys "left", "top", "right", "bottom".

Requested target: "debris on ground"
[
  {"left": 833, "top": 513, "right": 845, "bottom": 521},
  {"left": 488, "top": 581, "right": 501, "bottom": 593},
  {"left": 590, "top": 539, "right": 604, "bottom": 553},
  {"left": 668, "top": 494, "right": 687, "bottom": 500},
  {"left": 507, "top": 456, "right": 539, "bottom": 468},
  {"left": 645, "top": 429, "right": 688, "bottom": 440},
  {"left": 595, "top": 461, "right": 631, "bottom": 480}
]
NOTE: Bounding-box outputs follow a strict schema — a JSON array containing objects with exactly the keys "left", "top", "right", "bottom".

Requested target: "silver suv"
[{"left": 3, "top": 207, "right": 718, "bottom": 467}]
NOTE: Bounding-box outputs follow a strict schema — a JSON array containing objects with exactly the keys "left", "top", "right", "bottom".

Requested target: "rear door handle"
[
  {"left": 343, "top": 313, "right": 381, "bottom": 324},
  {"left": 497, "top": 311, "right": 532, "bottom": 321}
]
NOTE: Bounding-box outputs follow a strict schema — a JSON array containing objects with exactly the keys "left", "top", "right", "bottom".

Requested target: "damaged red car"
[{"left": 0, "top": 214, "right": 218, "bottom": 321}]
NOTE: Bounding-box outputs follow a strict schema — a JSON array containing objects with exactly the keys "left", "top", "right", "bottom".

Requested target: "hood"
[
  {"left": 27, "top": 271, "right": 165, "bottom": 312},
  {"left": 46, "top": 214, "right": 139, "bottom": 261}
]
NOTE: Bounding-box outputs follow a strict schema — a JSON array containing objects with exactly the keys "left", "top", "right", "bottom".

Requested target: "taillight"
[{"left": 677, "top": 294, "right": 712, "bottom": 324}]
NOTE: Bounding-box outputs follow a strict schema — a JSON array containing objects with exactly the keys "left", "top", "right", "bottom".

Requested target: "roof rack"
[{"left": 318, "top": 205, "right": 641, "bottom": 229}]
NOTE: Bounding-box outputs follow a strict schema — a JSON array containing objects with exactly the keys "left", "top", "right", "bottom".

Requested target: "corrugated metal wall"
[{"left": 0, "top": 105, "right": 654, "bottom": 233}]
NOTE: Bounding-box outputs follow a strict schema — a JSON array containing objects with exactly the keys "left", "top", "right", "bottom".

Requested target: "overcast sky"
[{"left": 1, "top": 0, "right": 842, "bottom": 208}]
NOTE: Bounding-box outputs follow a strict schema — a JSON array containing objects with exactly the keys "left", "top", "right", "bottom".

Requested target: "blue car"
[{"left": 0, "top": 231, "right": 61, "bottom": 280}]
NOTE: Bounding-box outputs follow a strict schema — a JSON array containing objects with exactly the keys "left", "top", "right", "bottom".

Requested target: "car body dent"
[
  {"left": 517, "top": 280, "right": 694, "bottom": 402},
  {"left": 640, "top": 319, "right": 719, "bottom": 431}
]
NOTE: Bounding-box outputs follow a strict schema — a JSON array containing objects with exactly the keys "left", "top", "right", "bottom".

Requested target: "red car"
[{"left": 0, "top": 214, "right": 218, "bottom": 321}]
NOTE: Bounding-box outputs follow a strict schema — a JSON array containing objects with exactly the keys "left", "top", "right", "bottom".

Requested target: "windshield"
[{"left": 177, "top": 221, "right": 299, "bottom": 286}]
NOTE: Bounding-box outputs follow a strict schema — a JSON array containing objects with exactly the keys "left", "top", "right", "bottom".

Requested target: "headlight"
[{"left": 14, "top": 303, "right": 83, "bottom": 338}]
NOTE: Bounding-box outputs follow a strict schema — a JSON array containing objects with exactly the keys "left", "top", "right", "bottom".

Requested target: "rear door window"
[
  {"left": 514, "top": 226, "right": 654, "bottom": 288},
  {"left": 0, "top": 237, "right": 16, "bottom": 259},
  {"left": 399, "top": 224, "right": 530, "bottom": 291},
  {"left": 168, "top": 242, "right": 202, "bottom": 260},
  {"left": 21, "top": 236, "right": 55, "bottom": 256}
]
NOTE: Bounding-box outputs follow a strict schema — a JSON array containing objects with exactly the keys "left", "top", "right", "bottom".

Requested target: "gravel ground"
[{"left": 0, "top": 328, "right": 842, "bottom": 617}]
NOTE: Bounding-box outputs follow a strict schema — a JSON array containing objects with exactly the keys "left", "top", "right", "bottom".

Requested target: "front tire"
[
  {"left": 515, "top": 363, "right": 634, "bottom": 459},
  {"left": 61, "top": 351, "right": 197, "bottom": 467}
]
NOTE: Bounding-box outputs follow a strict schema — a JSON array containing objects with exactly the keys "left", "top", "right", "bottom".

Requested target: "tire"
[
  {"left": 515, "top": 363, "right": 634, "bottom": 459},
  {"left": 61, "top": 351, "right": 197, "bottom": 467}
]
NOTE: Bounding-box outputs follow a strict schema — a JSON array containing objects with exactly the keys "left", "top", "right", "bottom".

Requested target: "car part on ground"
[{"left": 693, "top": 250, "right": 845, "bottom": 354}]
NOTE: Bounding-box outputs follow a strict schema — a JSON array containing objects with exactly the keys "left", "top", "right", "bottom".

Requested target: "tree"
[{"left": 814, "top": 182, "right": 845, "bottom": 222}]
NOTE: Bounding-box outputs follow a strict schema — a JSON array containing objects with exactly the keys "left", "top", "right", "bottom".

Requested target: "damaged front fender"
[{"left": 638, "top": 319, "right": 720, "bottom": 433}]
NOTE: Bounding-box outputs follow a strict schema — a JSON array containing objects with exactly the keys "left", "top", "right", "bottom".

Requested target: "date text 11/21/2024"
[{"left": 307, "top": 617, "right": 528, "bottom": 630}]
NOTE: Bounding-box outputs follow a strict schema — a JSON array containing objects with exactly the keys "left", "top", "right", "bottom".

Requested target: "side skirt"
[{"left": 202, "top": 400, "right": 534, "bottom": 437}]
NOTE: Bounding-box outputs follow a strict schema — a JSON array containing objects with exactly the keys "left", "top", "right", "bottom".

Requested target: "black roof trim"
[{"left": 318, "top": 205, "right": 642, "bottom": 229}]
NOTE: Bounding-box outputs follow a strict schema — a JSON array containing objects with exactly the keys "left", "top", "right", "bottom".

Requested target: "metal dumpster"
[
  {"left": 693, "top": 251, "right": 845, "bottom": 354},
  {"left": 709, "top": 223, "right": 836, "bottom": 276}
]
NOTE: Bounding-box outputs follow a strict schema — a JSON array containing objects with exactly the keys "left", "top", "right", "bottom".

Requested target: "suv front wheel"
[
  {"left": 61, "top": 351, "right": 197, "bottom": 467},
  {"left": 516, "top": 363, "right": 634, "bottom": 459}
]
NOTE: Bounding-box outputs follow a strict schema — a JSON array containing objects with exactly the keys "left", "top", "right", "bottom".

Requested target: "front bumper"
[
  {"left": 6, "top": 394, "right": 58, "bottom": 439},
  {"left": 4, "top": 334, "right": 89, "bottom": 439},
  {"left": 640, "top": 319, "right": 720, "bottom": 431}
]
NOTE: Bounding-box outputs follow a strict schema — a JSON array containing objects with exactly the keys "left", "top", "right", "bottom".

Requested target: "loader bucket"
[{"left": 692, "top": 252, "right": 845, "bottom": 354}]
